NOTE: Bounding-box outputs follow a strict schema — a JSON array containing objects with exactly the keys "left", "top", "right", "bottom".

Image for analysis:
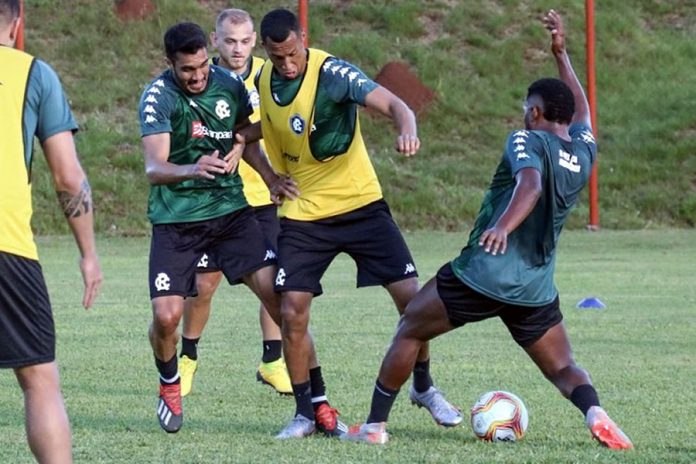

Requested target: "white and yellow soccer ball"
[{"left": 470, "top": 390, "right": 529, "bottom": 442}]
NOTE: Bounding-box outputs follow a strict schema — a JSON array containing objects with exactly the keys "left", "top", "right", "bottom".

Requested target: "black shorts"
[
  {"left": 196, "top": 204, "right": 280, "bottom": 273},
  {"left": 435, "top": 263, "right": 562, "bottom": 347},
  {"left": 275, "top": 199, "right": 417, "bottom": 296},
  {"left": 149, "top": 207, "right": 277, "bottom": 298},
  {"left": 0, "top": 252, "right": 55, "bottom": 368}
]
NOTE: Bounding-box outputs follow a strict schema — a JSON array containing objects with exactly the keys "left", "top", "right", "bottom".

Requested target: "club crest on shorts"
[
  {"left": 154, "top": 272, "right": 171, "bottom": 292},
  {"left": 289, "top": 114, "right": 306, "bottom": 135},
  {"left": 275, "top": 268, "right": 286, "bottom": 286}
]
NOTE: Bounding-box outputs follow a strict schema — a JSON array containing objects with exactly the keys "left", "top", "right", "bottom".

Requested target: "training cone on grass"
[{"left": 576, "top": 297, "right": 606, "bottom": 309}]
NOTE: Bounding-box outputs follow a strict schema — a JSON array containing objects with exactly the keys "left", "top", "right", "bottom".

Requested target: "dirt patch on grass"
[
  {"left": 114, "top": 0, "right": 155, "bottom": 21},
  {"left": 373, "top": 61, "right": 436, "bottom": 115}
]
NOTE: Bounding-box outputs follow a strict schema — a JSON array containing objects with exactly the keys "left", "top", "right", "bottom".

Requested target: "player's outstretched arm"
[
  {"left": 364, "top": 86, "right": 420, "bottom": 157},
  {"left": 543, "top": 9, "right": 591, "bottom": 128},
  {"left": 42, "top": 131, "right": 102, "bottom": 309}
]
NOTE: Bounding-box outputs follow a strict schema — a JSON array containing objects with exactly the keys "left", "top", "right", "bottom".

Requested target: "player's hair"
[
  {"left": 527, "top": 78, "right": 575, "bottom": 124},
  {"left": 164, "top": 22, "right": 207, "bottom": 61},
  {"left": 216, "top": 8, "right": 254, "bottom": 31},
  {"left": 260, "top": 8, "right": 301, "bottom": 43},
  {"left": 0, "top": 0, "right": 20, "bottom": 22}
]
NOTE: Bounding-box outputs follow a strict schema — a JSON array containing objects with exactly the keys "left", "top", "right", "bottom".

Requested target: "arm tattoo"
[{"left": 58, "top": 179, "right": 92, "bottom": 218}]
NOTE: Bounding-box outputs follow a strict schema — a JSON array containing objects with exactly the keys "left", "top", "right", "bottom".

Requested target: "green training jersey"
[
  {"left": 138, "top": 66, "right": 252, "bottom": 224},
  {"left": 451, "top": 124, "right": 597, "bottom": 306}
]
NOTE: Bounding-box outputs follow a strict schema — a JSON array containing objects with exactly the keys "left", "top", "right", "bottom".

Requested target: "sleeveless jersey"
[
  {"left": 258, "top": 48, "right": 382, "bottom": 221},
  {"left": 451, "top": 125, "right": 597, "bottom": 306},
  {"left": 237, "top": 56, "right": 272, "bottom": 207},
  {"left": 0, "top": 47, "right": 77, "bottom": 260},
  {"left": 138, "top": 66, "right": 252, "bottom": 224}
]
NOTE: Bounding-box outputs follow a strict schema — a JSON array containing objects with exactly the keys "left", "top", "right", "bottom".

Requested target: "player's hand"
[
  {"left": 222, "top": 133, "right": 246, "bottom": 174},
  {"left": 269, "top": 174, "right": 300, "bottom": 205},
  {"left": 79, "top": 253, "right": 102, "bottom": 309},
  {"left": 543, "top": 9, "right": 566, "bottom": 56},
  {"left": 192, "top": 151, "right": 228, "bottom": 179},
  {"left": 396, "top": 133, "right": 420, "bottom": 157},
  {"left": 479, "top": 226, "right": 508, "bottom": 256}
]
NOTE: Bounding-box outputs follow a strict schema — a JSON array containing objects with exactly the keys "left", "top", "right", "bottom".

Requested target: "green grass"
[
  {"left": 1, "top": 230, "right": 695, "bottom": 462},
  {"left": 21, "top": 0, "right": 696, "bottom": 234}
]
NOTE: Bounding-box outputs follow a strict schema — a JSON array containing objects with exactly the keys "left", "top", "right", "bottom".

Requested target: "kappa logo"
[
  {"left": 144, "top": 94, "right": 158, "bottom": 104},
  {"left": 404, "top": 263, "right": 416, "bottom": 274},
  {"left": 192, "top": 121, "right": 205, "bottom": 138},
  {"left": 154, "top": 272, "right": 171, "bottom": 292},
  {"left": 275, "top": 268, "right": 286, "bottom": 286},
  {"left": 145, "top": 115, "right": 157, "bottom": 124},
  {"left": 264, "top": 249, "right": 277, "bottom": 261},
  {"left": 580, "top": 130, "right": 596, "bottom": 145},
  {"left": 289, "top": 114, "right": 305, "bottom": 135},
  {"left": 215, "top": 99, "right": 231, "bottom": 119},
  {"left": 197, "top": 254, "right": 209, "bottom": 268}
]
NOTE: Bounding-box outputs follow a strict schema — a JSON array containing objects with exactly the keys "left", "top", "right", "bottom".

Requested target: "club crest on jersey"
[
  {"left": 289, "top": 114, "right": 306, "bottom": 135},
  {"left": 215, "top": 99, "right": 231, "bottom": 119},
  {"left": 247, "top": 88, "right": 260, "bottom": 108},
  {"left": 192, "top": 121, "right": 205, "bottom": 138}
]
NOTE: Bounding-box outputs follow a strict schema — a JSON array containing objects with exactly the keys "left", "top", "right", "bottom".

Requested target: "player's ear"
[
  {"left": 531, "top": 105, "right": 543, "bottom": 122},
  {"left": 209, "top": 31, "right": 216, "bottom": 48},
  {"left": 8, "top": 17, "right": 21, "bottom": 43}
]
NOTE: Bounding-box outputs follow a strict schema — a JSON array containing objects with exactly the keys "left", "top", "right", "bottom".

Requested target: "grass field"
[{"left": 1, "top": 229, "right": 695, "bottom": 463}]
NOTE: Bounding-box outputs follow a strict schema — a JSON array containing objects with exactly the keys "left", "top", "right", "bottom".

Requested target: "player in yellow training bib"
[
  {"left": 257, "top": 8, "right": 462, "bottom": 440},
  {"left": 0, "top": 1, "right": 102, "bottom": 461}
]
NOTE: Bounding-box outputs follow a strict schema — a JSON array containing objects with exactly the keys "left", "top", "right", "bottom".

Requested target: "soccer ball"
[{"left": 470, "top": 390, "right": 529, "bottom": 442}]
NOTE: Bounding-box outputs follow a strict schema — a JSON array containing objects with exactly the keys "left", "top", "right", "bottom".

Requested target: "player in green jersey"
[
  {"left": 345, "top": 10, "right": 633, "bottom": 450},
  {"left": 257, "top": 9, "right": 462, "bottom": 439},
  {"left": 138, "top": 21, "right": 297, "bottom": 433},
  {"left": 178, "top": 8, "right": 292, "bottom": 399}
]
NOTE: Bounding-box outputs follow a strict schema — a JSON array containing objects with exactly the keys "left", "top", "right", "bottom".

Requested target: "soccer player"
[
  {"left": 138, "top": 21, "right": 298, "bottom": 433},
  {"left": 179, "top": 8, "right": 291, "bottom": 398},
  {"left": 0, "top": 0, "right": 103, "bottom": 461},
  {"left": 344, "top": 10, "right": 634, "bottom": 450},
  {"left": 257, "top": 9, "right": 462, "bottom": 439}
]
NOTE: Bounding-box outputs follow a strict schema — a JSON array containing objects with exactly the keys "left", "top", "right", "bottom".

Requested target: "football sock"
[
  {"left": 309, "top": 366, "right": 328, "bottom": 409},
  {"left": 180, "top": 336, "right": 200, "bottom": 360},
  {"left": 412, "top": 359, "right": 433, "bottom": 393},
  {"left": 261, "top": 339, "right": 282, "bottom": 363},
  {"left": 292, "top": 381, "right": 314, "bottom": 420},
  {"left": 156, "top": 354, "right": 180, "bottom": 385},
  {"left": 570, "top": 384, "right": 601, "bottom": 416},
  {"left": 367, "top": 379, "right": 400, "bottom": 423}
]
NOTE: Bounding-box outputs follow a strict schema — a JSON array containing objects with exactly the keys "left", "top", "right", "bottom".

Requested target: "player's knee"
[
  {"left": 280, "top": 303, "right": 309, "bottom": 332},
  {"left": 393, "top": 313, "right": 422, "bottom": 341},
  {"left": 153, "top": 308, "right": 180, "bottom": 334}
]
